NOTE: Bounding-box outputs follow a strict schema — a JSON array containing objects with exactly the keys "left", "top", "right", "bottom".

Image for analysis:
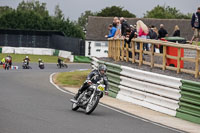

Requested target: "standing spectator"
[
  {"left": 158, "top": 24, "right": 168, "bottom": 53},
  {"left": 113, "top": 17, "right": 119, "bottom": 26},
  {"left": 114, "top": 19, "right": 121, "bottom": 38},
  {"left": 190, "top": 7, "right": 200, "bottom": 45},
  {"left": 105, "top": 23, "right": 117, "bottom": 38},
  {"left": 173, "top": 25, "right": 180, "bottom": 37},
  {"left": 136, "top": 20, "right": 149, "bottom": 51},
  {"left": 120, "top": 17, "right": 130, "bottom": 37},
  {"left": 148, "top": 25, "right": 158, "bottom": 52}
]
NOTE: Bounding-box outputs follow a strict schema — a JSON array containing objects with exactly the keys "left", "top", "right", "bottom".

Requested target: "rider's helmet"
[
  {"left": 38, "top": 58, "right": 42, "bottom": 61},
  {"left": 26, "top": 56, "right": 28, "bottom": 58},
  {"left": 98, "top": 64, "right": 107, "bottom": 76}
]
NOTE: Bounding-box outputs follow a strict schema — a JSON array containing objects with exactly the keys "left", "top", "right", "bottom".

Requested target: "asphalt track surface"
[{"left": 0, "top": 63, "right": 186, "bottom": 133}]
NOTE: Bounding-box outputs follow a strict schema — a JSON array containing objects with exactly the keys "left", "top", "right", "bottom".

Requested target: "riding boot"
[{"left": 74, "top": 90, "right": 82, "bottom": 100}]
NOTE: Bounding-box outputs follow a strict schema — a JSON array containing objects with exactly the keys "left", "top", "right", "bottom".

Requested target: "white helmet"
[{"left": 26, "top": 56, "right": 28, "bottom": 58}]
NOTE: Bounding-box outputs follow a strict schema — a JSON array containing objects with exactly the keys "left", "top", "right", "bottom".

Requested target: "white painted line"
[{"left": 49, "top": 73, "right": 185, "bottom": 133}]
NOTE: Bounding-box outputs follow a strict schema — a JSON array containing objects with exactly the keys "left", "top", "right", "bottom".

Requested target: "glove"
[
  {"left": 105, "top": 91, "right": 109, "bottom": 96},
  {"left": 86, "top": 80, "right": 92, "bottom": 85}
]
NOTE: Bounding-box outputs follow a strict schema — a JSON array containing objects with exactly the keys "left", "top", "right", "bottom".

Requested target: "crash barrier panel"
[
  {"left": 91, "top": 57, "right": 181, "bottom": 116},
  {"left": 74, "top": 56, "right": 91, "bottom": 63},
  {"left": 108, "top": 38, "right": 200, "bottom": 78},
  {"left": 176, "top": 80, "right": 200, "bottom": 124},
  {"left": 91, "top": 57, "right": 121, "bottom": 98},
  {"left": 0, "top": 47, "right": 2, "bottom": 53}
]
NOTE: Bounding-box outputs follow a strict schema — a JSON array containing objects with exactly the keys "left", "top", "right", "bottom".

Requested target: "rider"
[
  {"left": 38, "top": 58, "right": 43, "bottom": 65},
  {"left": 74, "top": 64, "right": 109, "bottom": 100},
  {"left": 5, "top": 55, "right": 12, "bottom": 68},
  {"left": 23, "top": 56, "right": 30, "bottom": 66},
  {"left": 57, "top": 57, "right": 63, "bottom": 68}
]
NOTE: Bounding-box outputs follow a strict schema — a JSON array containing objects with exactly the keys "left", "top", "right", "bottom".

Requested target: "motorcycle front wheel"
[
  {"left": 85, "top": 95, "right": 100, "bottom": 115},
  {"left": 72, "top": 103, "right": 79, "bottom": 111}
]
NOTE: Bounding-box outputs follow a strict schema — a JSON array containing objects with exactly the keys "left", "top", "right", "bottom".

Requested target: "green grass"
[
  {"left": 0, "top": 53, "right": 66, "bottom": 63},
  {"left": 55, "top": 70, "right": 91, "bottom": 87}
]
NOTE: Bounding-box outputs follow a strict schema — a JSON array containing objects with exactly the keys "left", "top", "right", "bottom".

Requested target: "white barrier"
[
  {"left": 121, "top": 66, "right": 182, "bottom": 89},
  {"left": 2, "top": 47, "right": 15, "bottom": 53}
]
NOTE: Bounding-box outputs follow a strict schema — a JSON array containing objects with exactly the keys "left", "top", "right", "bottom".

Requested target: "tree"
[
  {"left": 54, "top": 4, "right": 64, "bottom": 20},
  {"left": 144, "top": 5, "right": 191, "bottom": 19},
  {"left": 0, "top": 6, "right": 13, "bottom": 16},
  {"left": 97, "top": 6, "right": 136, "bottom": 18},
  {"left": 78, "top": 10, "right": 96, "bottom": 31},
  {"left": 17, "top": 0, "right": 49, "bottom": 17}
]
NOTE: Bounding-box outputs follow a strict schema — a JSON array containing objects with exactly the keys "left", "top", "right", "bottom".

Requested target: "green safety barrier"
[
  {"left": 74, "top": 56, "right": 91, "bottom": 63},
  {"left": 176, "top": 80, "right": 200, "bottom": 124},
  {"left": 0, "top": 47, "right": 2, "bottom": 53},
  {"left": 53, "top": 49, "right": 59, "bottom": 56}
]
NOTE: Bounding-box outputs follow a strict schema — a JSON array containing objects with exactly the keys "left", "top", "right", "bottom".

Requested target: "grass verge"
[
  {"left": 0, "top": 53, "right": 66, "bottom": 63},
  {"left": 54, "top": 70, "right": 91, "bottom": 88}
]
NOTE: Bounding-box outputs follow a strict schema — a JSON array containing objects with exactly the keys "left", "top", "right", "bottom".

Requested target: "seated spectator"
[
  {"left": 173, "top": 25, "right": 180, "bottom": 37},
  {"left": 105, "top": 23, "right": 117, "bottom": 38}
]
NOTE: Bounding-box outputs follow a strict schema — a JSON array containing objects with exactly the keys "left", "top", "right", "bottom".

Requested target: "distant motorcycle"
[
  {"left": 22, "top": 60, "right": 31, "bottom": 69},
  {"left": 70, "top": 81, "right": 105, "bottom": 114},
  {"left": 4, "top": 62, "right": 10, "bottom": 70},
  {"left": 39, "top": 62, "right": 45, "bottom": 69},
  {"left": 57, "top": 61, "right": 68, "bottom": 68}
]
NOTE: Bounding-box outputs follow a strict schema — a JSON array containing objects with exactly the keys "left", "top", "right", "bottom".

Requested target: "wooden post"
[
  {"left": 195, "top": 50, "right": 200, "bottom": 78},
  {"left": 162, "top": 45, "right": 167, "bottom": 70},
  {"left": 114, "top": 40, "right": 117, "bottom": 61},
  {"left": 108, "top": 40, "right": 111, "bottom": 58},
  {"left": 126, "top": 43, "right": 129, "bottom": 62},
  {"left": 177, "top": 48, "right": 181, "bottom": 73},
  {"left": 151, "top": 44, "right": 154, "bottom": 68},
  {"left": 139, "top": 42, "right": 143, "bottom": 66},
  {"left": 132, "top": 41, "right": 135, "bottom": 63},
  {"left": 121, "top": 40, "right": 124, "bottom": 61}
]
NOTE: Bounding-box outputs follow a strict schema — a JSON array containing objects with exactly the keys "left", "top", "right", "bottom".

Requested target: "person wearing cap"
[{"left": 190, "top": 7, "right": 200, "bottom": 45}]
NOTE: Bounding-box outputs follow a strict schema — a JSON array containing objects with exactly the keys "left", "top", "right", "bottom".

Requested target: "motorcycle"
[
  {"left": 70, "top": 81, "right": 105, "bottom": 114},
  {"left": 22, "top": 60, "right": 31, "bottom": 69},
  {"left": 4, "top": 62, "right": 10, "bottom": 70},
  {"left": 57, "top": 61, "right": 68, "bottom": 68},
  {"left": 39, "top": 62, "right": 45, "bottom": 69}
]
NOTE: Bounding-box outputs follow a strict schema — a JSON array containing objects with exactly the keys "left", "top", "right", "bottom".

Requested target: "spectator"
[
  {"left": 120, "top": 17, "right": 130, "bottom": 37},
  {"left": 173, "top": 25, "right": 180, "bottom": 37},
  {"left": 148, "top": 25, "right": 158, "bottom": 52},
  {"left": 136, "top": 20, "right": 149, "bottom": 51},
  {"left": 158, "top": 24, "right": 168, "bottom": 53},
  {"left": 113, "top": 17, "right": 119, "bottom": 26},
  {"left": 114, "top": 19, "right": 121, "bottom": 38},
  {"left": 190, "top": 7, "right": 200, "bottom": 45},
  {"left": 105, "top": 23, "right": 117, "bottom": 38}
]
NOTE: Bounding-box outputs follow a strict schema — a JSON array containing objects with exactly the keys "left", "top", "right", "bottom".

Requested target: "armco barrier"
[
  {"left": 91, "top": 57, "right": 181, "bottom": 116},
  {"left": 0, "top": 47, "right": 2, "bottom": 53},
  {"left": 176, "top": 80, "right": 200, "bottom": 124}
]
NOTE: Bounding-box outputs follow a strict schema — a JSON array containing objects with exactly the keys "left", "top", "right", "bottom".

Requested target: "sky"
[{"left": 0, "top": 0, "right": 199, "bottom": 21}]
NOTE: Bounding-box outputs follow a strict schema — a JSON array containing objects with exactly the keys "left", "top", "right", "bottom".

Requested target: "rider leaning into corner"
[{"left": 74, "top": 64, "right": 109, "bottom": 100}]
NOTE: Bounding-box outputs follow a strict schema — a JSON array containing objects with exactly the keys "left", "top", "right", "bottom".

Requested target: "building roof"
[{"left": 86, "top": 16, "right": 192, "bottom": 41}]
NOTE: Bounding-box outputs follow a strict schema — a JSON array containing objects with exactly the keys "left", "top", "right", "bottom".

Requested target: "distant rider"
[
  {"left": 5, "top": 55, "right": 12, "bottom": 68},
  {"left": 57, "top": 57, "right": 63, "bottom": 68},
  {"left": 38, "top": 58, "right": 43, "bottom": 66},
  {"left": 74, "top": 64, "right": 109, "bottom": 100},
  {"left": 23, "top": 56, "right": 30, "bottom": 66}
]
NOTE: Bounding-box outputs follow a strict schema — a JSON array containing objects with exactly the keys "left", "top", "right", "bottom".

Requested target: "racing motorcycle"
[
  {"left": 4, "top": 62, "right": 10, "bottom": 70},
  {"left": 22, "top": 60, "right": 31, "bottom": 69},
  {"left": 39, "top": 62, "right": 45, "bottom": 69},
  {"left": 70, "top": 81, "right": 105, "bottom": 114},
  {"left": 57, "top": 61, "right": 68, "bottom": 68}
]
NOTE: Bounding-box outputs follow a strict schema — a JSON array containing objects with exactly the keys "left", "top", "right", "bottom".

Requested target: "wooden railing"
[{"left": 108, "top": 38, "right": 200, "bottom": 78}]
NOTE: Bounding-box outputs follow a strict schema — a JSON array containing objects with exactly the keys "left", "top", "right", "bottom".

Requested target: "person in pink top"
[{"left": 136, "top": 20, "right": 149, "bottom": 51}]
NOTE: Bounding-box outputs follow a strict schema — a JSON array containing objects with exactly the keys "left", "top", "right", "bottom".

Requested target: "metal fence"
[{"left": 0, "top": 29, "right": 85, "bottom": 56}]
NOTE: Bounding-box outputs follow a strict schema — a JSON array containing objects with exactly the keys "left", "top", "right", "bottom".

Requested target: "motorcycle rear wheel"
[{"left": 85, "top": 96, "right": 100, "bottom": 114}]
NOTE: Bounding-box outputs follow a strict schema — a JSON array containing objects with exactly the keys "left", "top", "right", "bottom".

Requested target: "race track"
[{"left": 0, "top": 63, "right": 185, "bottom": 133}]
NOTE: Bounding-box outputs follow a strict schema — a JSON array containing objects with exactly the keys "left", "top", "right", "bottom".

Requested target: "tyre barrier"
[{"left": 91, "top": 57, "right": 200, "bottom": 124}]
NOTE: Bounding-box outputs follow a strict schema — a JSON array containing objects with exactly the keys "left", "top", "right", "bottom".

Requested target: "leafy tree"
[
  {"left": 97, "top": 6, "right": 136, "bottom": 18},
  {"left": 17, "top": 0, "right": 49, "bottom": 17},
  {"left": 78, "top": 10, "right": 96, "bottom": 31},
  {"left": 144, "top": 5, "right": 191, "bottom": 19},
  {"left": 54, "top": 4, "right": 64, "bottom": 20},
  {"left": 0, "top": 6, "right": 13, "bottom": 16}
]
